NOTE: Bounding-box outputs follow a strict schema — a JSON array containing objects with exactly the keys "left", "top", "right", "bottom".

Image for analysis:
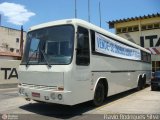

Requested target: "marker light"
[
  {"left": 58, "top": 86, "right": 64, "bottom": 91},
  {"left": 58, "top": 94, "right": 62, "bottom": 100},
  {"left": 50, "top": 93, "right": 56, "bottom": 100}
]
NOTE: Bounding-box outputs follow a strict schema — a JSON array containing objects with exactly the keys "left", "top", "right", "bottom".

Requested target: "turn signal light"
[{"left": 58, "top": 86, "right": 64, "bottom": 91}]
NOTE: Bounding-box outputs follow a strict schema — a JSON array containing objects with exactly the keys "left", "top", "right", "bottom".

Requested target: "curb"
[{"left": 0, "top": 83, "right": 18, "bottom": 89}]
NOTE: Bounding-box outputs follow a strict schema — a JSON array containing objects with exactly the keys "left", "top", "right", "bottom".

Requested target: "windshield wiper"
[
  {"left": 40, "top": 50, "right": 52, "bottom": 68},
  {"left": 26, "top": 50, "right": 38, "bottom": 67}
]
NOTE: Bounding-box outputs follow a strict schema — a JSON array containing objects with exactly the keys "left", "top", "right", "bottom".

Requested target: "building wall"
[
  {"left": 0, "top": 56, "right": 17, "bottom": 60},
  {"left": 118, "top": 29, "right": 160, "bottom": 49},
  {"left": 0, "top": 60, "right": 20, "bottom": 88},
  {"left": 0, "top": 26, "right": 26, "bottom": 54},
  {"left": 115, "top": 17, "right": 160, "bottom": 28},
  {"left": 113, "top": 17, "right": 160, "bottom": 71}
]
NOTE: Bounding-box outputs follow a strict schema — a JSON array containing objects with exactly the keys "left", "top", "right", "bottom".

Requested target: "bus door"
[{"left": 75, "top": 26, "right": 91, "bottom": 81}]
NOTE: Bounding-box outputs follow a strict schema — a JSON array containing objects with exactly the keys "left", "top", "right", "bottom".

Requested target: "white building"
[{"left": 0, "top": 26, "right": 26, "bottom": 60}]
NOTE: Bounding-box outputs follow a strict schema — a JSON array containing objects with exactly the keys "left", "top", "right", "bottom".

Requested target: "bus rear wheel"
[
  {"left": 137, "top": 76, "right": 145, "bottom": 90},
  {"left": 92, "top": 82, "right": 105, "bottom": 106}
]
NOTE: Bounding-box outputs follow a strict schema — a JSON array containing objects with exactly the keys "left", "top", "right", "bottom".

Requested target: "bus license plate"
[{"left": 32, "top": 92, "right": 40, "bottom": 98}]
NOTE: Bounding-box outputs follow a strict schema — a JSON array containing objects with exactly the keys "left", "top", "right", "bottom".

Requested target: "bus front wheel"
[{"left": 92, "top": 82, "right": 105, "bottom": 106}]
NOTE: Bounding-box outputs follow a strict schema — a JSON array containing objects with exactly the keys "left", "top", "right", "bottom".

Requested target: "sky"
[{"left": 0, "top": 0, "right": 160, "bottom": 32}]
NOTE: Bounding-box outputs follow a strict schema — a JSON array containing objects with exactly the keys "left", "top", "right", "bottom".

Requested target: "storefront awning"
[{"left": 146, "top": 47, "right": 160, "bottom": 55}]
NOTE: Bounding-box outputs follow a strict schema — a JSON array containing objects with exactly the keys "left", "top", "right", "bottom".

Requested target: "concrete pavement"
[
  {"left": 0, "top": 87, "right": 160, "bottom": 120},
  {"left": 87, "top": 87, "right": 160, "bottom": 114},
  {"left": 0, "top": 83, "right": 17, "bottom": 89}
]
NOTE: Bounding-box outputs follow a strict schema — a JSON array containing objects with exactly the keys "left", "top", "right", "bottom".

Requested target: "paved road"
[
  {"left": 0, "top": 88, "right": 18, "bottom": 100},
  {"left": 0, "top": 87, "right": 160, "bottom": 120}
]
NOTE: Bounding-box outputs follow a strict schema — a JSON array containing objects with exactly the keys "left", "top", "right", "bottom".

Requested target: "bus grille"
[{"left": 21, "top": 83, "right": 57, "bottom": 91}]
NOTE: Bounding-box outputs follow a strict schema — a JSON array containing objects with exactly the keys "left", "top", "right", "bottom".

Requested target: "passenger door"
[{"left": 75, "top": 26, "right": 91, "bottom": 81}]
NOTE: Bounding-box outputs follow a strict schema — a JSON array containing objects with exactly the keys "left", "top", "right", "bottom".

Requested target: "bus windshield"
[{"left": 21, "top": 25, "right": 74, "bottom": 65}]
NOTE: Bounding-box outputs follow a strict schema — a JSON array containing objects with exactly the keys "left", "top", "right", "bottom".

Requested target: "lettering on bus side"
[
  {"left": 0, "top": 68, "right": 18, "bottom": 80},
  {"left": 95, "top": 32, "right": 141, "bottom": 60}
]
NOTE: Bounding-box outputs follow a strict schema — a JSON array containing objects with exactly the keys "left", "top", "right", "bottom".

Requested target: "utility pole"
[
  {"left": 0, "top": 14, "right": 1, "bottom": 26},
  {"left": 20, "top": 25, "right": 24, "bottom": 57},
  {"left": 99, "top": 1, "right": 102, "bottom": 27},
  {"left": 88, "top": 0, "right": 90, "bottom": 22},
  {"left": 75, "top": 0, "right": 77, "bottom": 18}
]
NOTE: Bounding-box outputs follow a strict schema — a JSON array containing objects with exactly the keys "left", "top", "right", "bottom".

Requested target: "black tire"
[
  {"left": 92, "top": 82, "right": 105, "bottom": 106},
  {"left": 151, "top": 86, "right": 156, "bottom": 91},
  {"left": 137, "top": 76, "right": 143, "bottom": 90},
  {"left": 142, "top": 76, "right": 146, "bottom": 88}
]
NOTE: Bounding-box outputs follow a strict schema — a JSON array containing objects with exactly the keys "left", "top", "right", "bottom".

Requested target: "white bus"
[{"left": 18, "top": 19, "right": 151, "bottom": 106}]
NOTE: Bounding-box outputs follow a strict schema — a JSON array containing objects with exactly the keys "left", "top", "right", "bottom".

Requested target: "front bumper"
[
  {"left": 151, "top": 81, "right": 160, "bottom": 88},
  {"left": 18, "top": 86, "right": 73, "bottom": 105}
]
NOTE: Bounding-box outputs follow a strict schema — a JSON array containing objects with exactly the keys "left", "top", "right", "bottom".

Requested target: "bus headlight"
[{"left": 58, "top": 94, "right": 63, "bottom": 100}]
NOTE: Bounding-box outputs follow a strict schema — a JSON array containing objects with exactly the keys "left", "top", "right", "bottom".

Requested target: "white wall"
[
  {"left": 0, "top": 60, "right": 21, "bottom": 85},
  {"left": 0, "top": 26, "right": 26, "bottom": 54}
]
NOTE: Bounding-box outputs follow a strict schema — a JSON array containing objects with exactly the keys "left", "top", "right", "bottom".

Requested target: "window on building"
[
  {"left": 133, "top": 26, "right": 139, "bottom": 31},
  {"left": 116, "top": 28, "right": 121, "bottom": 34},
  {"left": 156, "top": 61, "right": 160, "bottom": 71},
  {"left": 16, "top": 49, "right": 19, "bottom": 53},
  {"left": 128, "top": 27, "right": 133, "bottom": 32},
  {"left": 152, "top": 61, "right": 160, "bottom": 72},
  {"left": 141, "top": 25, "right": 146, "bottom": 31},
  {"left": 116, "top": 25, "right": 140, "bottom": 34},
  {"left": 141, "top": 23, "right": 160, "bottom": 31},
  {"left": 16, "top": 38, "right": 19, "bottom": 43},
  {"left": 152, "top": 61, "right": 155, "bottom": 72},
  {"left": 154, "top": 23, "right": 160, "bottom": 29},
  {"left": 147, "top": 24, "right": 153, "bottom": 30},
  {"left": 121, "top": 27, "right": 127, "bottom": 33},
  {"left": 10, "top": 48, "right": 14, "bottom": 52}
]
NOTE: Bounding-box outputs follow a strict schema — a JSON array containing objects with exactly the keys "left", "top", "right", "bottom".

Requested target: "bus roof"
[{"left": 29, "top": 19, "right": 150, "bottom": 53}]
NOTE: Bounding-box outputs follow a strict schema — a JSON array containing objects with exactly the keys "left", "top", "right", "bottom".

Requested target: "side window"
[
  {"left": 148, "top": 53, "right": 151, "bottom": 63},
  {"left": 76, "top": 26, "right": 90, "bottom": 65},
  {"left": 141, "top": 51, "right": 151, "bottom": 63},
  {"left": 91, "top": 30, "right": 95, "bottom": 52}
]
